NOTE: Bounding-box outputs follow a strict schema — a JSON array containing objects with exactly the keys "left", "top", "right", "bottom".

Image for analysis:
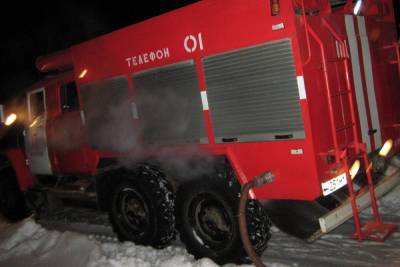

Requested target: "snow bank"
[
  {"left": 377, "top": 183, "right": 400, "bottom": 216},
  {"left": 0, "top": 218, "right": 97, "bottom": 267},
  {"left": 0, "top": 218, "right": 221, "bottom": 267}
]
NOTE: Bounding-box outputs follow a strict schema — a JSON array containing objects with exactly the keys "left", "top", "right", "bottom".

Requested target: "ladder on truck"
[{"left": 305, "top": 17, "right": 398, "bottom": 241}]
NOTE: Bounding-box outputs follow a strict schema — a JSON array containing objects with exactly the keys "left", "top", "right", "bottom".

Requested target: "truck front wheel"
[
  {"left": 0, "top": 167, "right": 30, "bottom": 222},
  {"left": 108, "top": 166, "right": 175, "bottom": 248}
]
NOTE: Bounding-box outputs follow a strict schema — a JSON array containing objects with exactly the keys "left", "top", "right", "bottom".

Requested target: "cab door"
[
  {"left": 47, "top": 81, "right": 94, "bottom": 174},
  {"left": 25, "top": 88, "right": 53, "bottom": 174}
]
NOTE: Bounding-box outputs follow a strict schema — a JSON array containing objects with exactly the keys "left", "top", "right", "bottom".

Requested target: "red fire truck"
[{"left": 1, "top": 0, "right": 400, "bottom": 264}]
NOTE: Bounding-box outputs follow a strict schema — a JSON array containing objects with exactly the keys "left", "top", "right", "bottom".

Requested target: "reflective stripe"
[
  {"left": 80, "top": 110, "right": 86, "bottom": 125},
  {"left": 130, "top": 102, "right": 138, "bottom": 119},
  {"left": 345, "top": 15, "right": 371, "bottom": 152},
  {"left": 297, "top": 76, "right": 307, "bottom": 99},
  {"left": 357, "top": 16, "right": 382, "bottom": 148},
  {"left": 201, "top": 91, "right": 209, "bottom": 110}
]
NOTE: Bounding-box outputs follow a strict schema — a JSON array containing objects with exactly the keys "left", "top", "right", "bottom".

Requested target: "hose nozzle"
[{"left": 252, "top": 171, "right": 275, "bottom": 188}]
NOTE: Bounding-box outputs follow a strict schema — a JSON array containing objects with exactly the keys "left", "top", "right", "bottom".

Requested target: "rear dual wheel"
[{"left": 176, "top": 172, "right": 271, "bottom": 264}]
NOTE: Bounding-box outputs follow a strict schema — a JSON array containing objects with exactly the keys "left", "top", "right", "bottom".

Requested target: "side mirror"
[{"left": 0, "top": 104, "right": 4, "bottom": 123}]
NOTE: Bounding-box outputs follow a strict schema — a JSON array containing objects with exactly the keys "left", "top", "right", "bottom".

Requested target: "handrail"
[{"left": 300, "top": 0, "right": 312, "bottom": 66}]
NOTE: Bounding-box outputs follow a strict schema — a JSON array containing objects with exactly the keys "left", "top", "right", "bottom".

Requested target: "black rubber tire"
[
  {"left": 0, "top": 166, "right": 30, "bottom": 222},
  {"left": 108, "top": 165, "right": 175, "bottom": 248},
  {"left": 176, "top": 164, "right": 271, "bottom": 264}
]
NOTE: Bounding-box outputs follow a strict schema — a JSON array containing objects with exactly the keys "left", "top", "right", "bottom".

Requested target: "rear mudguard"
[{"left": 263, "top": 199, "right": 328, "bottom": 240}]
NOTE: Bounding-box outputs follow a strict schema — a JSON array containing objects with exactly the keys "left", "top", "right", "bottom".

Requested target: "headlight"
[
  {"left": 379, "top": 139, "right": 393, "bottom": 157},
  {"left": 4, "top": 113, "right": 17, "bottom": 126},
  {"left": 349, "top": 160, "right": 361, "bottom": 179}
]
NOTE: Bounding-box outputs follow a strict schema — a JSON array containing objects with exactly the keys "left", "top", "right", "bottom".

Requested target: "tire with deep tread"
[
  {"left": 0, "top": 166, "right": 30, "bottom": 222},
  {"left": 108, "top": 165, "right": 175, "bottom": 248},
  {"left": 176, "top": 162, "right": 271, "bottom": 264}
]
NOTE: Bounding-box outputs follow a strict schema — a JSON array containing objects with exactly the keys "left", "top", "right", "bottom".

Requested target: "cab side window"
[
  {"left": 61, "top": 82, "right": 79, "bottom": 112},
  {"left": 29, "top": 91, "right": 45, "bottom": 120}
]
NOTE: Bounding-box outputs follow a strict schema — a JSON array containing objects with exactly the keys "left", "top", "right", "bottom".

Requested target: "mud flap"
[{"left": 263, "top": 199, "right": 329, "bottom": 241}]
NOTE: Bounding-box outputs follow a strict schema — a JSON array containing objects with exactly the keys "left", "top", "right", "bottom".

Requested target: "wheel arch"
[{"left": 95, "top": 160, "right": 172, "bottom": 211}]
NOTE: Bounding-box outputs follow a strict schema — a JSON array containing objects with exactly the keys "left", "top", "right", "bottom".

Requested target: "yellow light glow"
[
  {"left": 349, "top": 160, "right": 361, "bottom": 179},
  {"left": 78, "top": 69, "right": 88, "bottom": 79},
  {"left": 29, "top": 117, "right": 39, "bottom": 128},
  {"left": 5, "top": 113, "right": 17, "bottom": 126},
  {"left": 379, "top": 139, "right": 393, "bottom": 157}
]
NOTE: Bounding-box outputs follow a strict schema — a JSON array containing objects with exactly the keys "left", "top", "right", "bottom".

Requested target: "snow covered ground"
[{"left": 1, "top": 185, "right": 400, "bottom": 267}]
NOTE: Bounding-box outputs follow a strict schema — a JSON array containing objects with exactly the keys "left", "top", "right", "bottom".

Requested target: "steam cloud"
[{"left": 77, "top": 75, "right": 215, "bottom": 180}]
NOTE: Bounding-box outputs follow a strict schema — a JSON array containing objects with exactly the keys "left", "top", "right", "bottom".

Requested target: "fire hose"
[{"left": 238, "top": 172, "right": 275, "bottom": 267}]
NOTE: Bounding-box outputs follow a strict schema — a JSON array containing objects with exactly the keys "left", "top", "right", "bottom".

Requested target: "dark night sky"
[{"left": 0, "top": 1, "right": 199, "bottom": 103}]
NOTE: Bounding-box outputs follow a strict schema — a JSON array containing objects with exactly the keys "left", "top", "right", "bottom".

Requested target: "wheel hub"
[
  {"left": 191, "top": 195, "right": 233, "bottom": 249},
  {"left": 118, "top": 188, "right": 150, "bottom": 235}
]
